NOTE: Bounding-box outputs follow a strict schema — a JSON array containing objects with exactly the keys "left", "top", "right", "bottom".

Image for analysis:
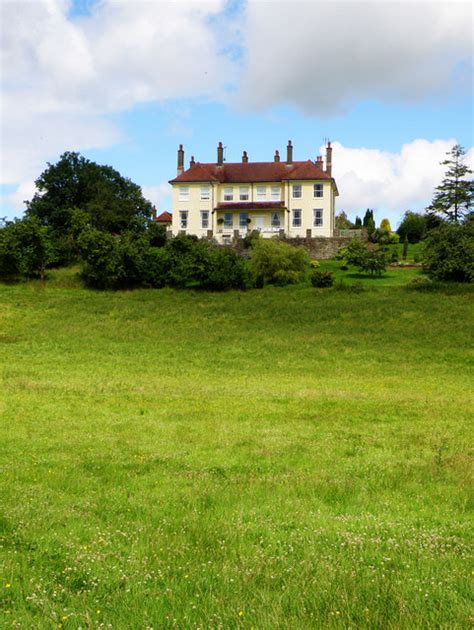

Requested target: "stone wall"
[{"left": 280, "top": 234, "right": 366, "bottom": 259}]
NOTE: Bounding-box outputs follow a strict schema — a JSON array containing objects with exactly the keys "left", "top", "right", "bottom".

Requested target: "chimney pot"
[
  {"left": 242, "top": 151, "right": 248, "bottom": 163},
  {"left": 286, "top": 140, "right": 293, "bottom": 164},
  {"left": 190, "top": 155, "right": 195, "bottom": 167},
  {"left": 274, "top": 150, "right": 280, "bottom": 162}
]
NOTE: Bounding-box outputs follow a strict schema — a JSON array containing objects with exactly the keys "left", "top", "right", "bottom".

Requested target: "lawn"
[{"left": 1, "top": 268, "right": 473, "bottom": 629}]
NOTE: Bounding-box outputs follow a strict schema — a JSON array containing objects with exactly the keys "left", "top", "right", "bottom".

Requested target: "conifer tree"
[{"left": 427, "top": 144, "right": 473, "bottom": 223}]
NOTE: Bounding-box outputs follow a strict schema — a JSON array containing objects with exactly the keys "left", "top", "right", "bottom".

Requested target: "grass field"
[{"left": 1, "top": 268, "right": 473, "bottom": 629}]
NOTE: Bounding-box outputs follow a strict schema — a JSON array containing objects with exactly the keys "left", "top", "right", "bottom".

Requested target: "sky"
[{"left": 1, "top": 0, "right": 473, "bottom": 227}]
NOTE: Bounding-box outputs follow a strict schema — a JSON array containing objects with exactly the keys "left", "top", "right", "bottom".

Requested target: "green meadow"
[{"left": 1, "top": 267, "right": 473, "bottom": 629}]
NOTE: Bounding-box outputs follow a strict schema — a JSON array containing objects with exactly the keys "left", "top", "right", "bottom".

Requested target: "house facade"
[{"left": 169, "top": 141, "right": 338, "bottom": 242}]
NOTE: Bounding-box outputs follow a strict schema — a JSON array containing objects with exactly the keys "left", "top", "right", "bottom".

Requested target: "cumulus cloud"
[
  {"left": 329, "top": 139, "right": 474, "bottom": 225},
  {"left": 238, "top": 1, "right": 473, "bottom": 114},
  {"left": 0, "top": 0, "right": 230, "bottom": 193},
  {"left": 141, "top": 182, "right": 171, "bottom": 210}
]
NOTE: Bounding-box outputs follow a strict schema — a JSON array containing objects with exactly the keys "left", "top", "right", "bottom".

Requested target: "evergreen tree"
[
  {"left": 354, "top": 216, "right": 362, "bottom": 228},
  {"left": 363, "top": 209, "right": 375, "bottom": 227},
  {"left": 427, "top": 144, "right": 473, "bottom": 223}
]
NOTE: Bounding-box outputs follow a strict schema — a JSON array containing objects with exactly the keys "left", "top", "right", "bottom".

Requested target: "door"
[{"left": 255, "top": 216, "right": 264, "bottom": 231}]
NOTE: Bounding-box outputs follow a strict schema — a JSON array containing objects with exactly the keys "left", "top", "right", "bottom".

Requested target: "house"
[
  {"left": 169, "top": 141, "right": 338, "bottom": 242},
  {"left": 155, "top": 210, "right": 172, "bottom": 231}
]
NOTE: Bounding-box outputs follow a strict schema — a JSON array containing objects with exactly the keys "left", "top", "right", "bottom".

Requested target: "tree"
[
  {"left": 354, "top": 216, "right": 362, "bottom": 228},
  {"left": 380, "top": 218, "right": 391, "bottom": 232},
  {"left": 335, "top": 211, "right": 354, "bottom": 229},
  {"left": 427, "top": 144, "right": 473, "bottom": 223},
  {"left": 338, "top": 237, "right": 387, "bottom": 276},
  {"left": 363, "top": 209, "right": 375, "bottom": 227},
  {"left": 397, "top": 211, "right": 427, "bottom": 243},
  {"left": 26, "top": 152, "right": 154, "bottom": 260},
  {"left": 0, "top": 217, "right": 57, "bottom": 280},
  {"left": 422, "top": 220, "right": 474, "bottom": 282}
]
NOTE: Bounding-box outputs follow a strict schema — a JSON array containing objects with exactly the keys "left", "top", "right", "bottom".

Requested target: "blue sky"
[{"left": 1, "top": 0, "right": 473, "bottom": 226}]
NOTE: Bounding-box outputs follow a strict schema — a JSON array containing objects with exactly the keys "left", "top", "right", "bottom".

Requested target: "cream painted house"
[{"left": 169, "top": 141, "right": 338, "bottom": 242}]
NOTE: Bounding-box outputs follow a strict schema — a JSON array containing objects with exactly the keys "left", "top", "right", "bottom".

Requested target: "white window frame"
[
  {"left": 271, "top": 212, "right": 281, "bottom": 227},
  {"left": 292, "top": 184, "right": 302, "bottom": 199},
  {"left": 271, "top": 186, "right": 280, "bottom": 200},
  {"left": 180, "top": 210, "right": 188, "bottom": 229},
  {"left": 239, "top": 187, "right": 249, "bottom": 201},
  {"left": 292, "top": 209, "right": 302, "bottom": 227},
  {"left": 179, "top": 186, "right": 189, "bottom": 201},
  {"left": 256, "top": 186, "right": 266, "bottom": 200},
  {"left": 223, "top": 212, "right": 233, "bottom": 228},
  {"left": 239, "top": 212, "right": 248, "bottom": 228},
  {"left": 313, "top": 208, "right": 323, "bottom": 227},
  {"left": 313, "top": 184, "right": 323, "bottom": 198},
  {"left": 201, "top": 210, "right": 209, "bottom": 229},
  {"left": 223, "top": 187, "right": 233, "bottom": 201},
  {"left": 200, "top": 186, "right": 210, "bottom": 201}
]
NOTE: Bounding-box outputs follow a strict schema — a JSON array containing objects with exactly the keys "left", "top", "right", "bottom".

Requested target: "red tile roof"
[
  {"left": 169, "top": 160, "right": 332, "bottom": 184},
  {"left": 216, "top": 201, "right": 285, "bottom": 210},
  {"left": 155, "top": 211, "right": 172, "bottom": 223}
]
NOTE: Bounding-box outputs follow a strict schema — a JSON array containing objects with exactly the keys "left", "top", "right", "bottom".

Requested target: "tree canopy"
[
  {"left": 26, "top": 152, "right": 154, "bottom": 235},
  {"left": 427, "top": 144, "right": 473, "bottom": 223}
]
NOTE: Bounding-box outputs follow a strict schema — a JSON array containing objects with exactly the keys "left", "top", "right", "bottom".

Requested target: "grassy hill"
[{"left": 1, "top": 270, "right": 472, "bottom": 628}]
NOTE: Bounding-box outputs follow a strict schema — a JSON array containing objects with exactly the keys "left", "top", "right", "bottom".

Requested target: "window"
[
  {"left": 224, "top": 213, "right": 233, "bottom": 228},
  {"left": 271, "top": 186, "right": 280, "bottom": 200},
  {"left": 256, "top": 186, "right": 266, "bottom": 200},
  {"left": 239, "top": 212, "right": 248, "bottom": 228},
  {"left": 201, "top": 211, "right": 209, "bottom": 229},
  {"left": 313, "top": 184, "right": 323, "bottom": 198},
  {"left": 271, "top": 212, "right": 281, "bottom": 227},
  {"left": 292, "top": 184, "right": 302, "bottom": 198},
  {"left": 223, "top": 187, "right": 233, "bottom": 201},
  {"left": 179, "top": 186, "right": 189, "bottom": 201},
  {"left": 179, "top": 210, "right": 188, "bottom": 229},
  {"left": 292, "top": 209, "right": 302, "bottom": 227},
  {"left": 313, "top": 208, "right": 323, "bottom": 227},
  {"left": 239, "top": 187, "right": 249, "bottom": 201},
  {"left": 200, "top": 186, "right": 210, "bottom": 201}
]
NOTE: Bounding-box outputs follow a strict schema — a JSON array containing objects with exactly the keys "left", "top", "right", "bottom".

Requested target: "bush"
[
  {"left": 200, "top": 248, "right": 251, "bottom": 291},
  {"left": 0, "top": 217, "right": 57, "bottom": 280},
  {"left": 422, "top": 222, "right": 474, "bottom": 282},
  {"left": 338, "top": 238, "right": 387, "bottom": 276},
  {"left": 310, "top": 270, "right": 334, "bottom": 288},
  {"left": 249, "top": 239, "right": 310, "bottom": 286}
]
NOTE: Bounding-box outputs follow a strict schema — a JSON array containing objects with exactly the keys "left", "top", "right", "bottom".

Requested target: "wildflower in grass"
[
  {"left": 5, "top": 583, "right": 11, "bottom": 588},
  {"left": 239, "top": 611, "right": 244, "bottom": 617}
]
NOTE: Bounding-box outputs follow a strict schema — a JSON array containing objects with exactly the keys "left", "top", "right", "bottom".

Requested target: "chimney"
[
  {"left": 190, "top": 155, "right": 195, "bottom": 167},
  {"left": 177, "top": 144, "right": 184, "bottom": 174},
  {"left": 325, "top": 141, "right": 332, "bottom": 176},
  {"left": 242, "top": 151, "right": 248, "bottom": 163},
  {"left": 286, "top": 140, "right": 293, "bottom": 164},
  {"left": 274, "top": 150, "right": 280, "bottom": 162},
  {"left": 217, "top": 141, "right": 224, "bottom": 165},
  {"left": 316, "top": 155, "right": 323, "bottom": 169}
]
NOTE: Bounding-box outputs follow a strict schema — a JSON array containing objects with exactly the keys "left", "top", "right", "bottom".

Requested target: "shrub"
[
  {"left": 338, "top": 238, "right": 387, "bottom": 276},
  {"left": 0, "top": 217, "right": 57, "bottom": 280},
  {"left": 249, "top": 239, "right": 310, "bottom": 286},
  {"left": 310, "top": 270, "right": 334, "bottom": 288},
  {"left": 422, "top": 221, "right": 474, "bottom": 282},
  {"left": 390, "top": 250, "right": 399, "bottom": 263},
  {"left": 140, "top": 246, "right": 170, "bottom": 288},
  {"left": 200, "top": 248, "right": 251, "bottom": 291}
]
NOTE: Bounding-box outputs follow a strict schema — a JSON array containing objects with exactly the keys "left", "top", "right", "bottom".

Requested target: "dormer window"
[{"left": 179, "top": 186, "right": 189, "bottom": 201}]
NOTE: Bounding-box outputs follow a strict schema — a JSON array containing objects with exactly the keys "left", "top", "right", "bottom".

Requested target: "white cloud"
[
  {"left": 329, "top": 139, "right": 474, "bottom": 225},
  {"left": 141, "top": 182, "right": 171, "bottom": 210},
  {"left": 0, "top": 0, "right": 230, "bottom": 192},
  {"left": 238, "top": 1, "right": 473, "bottom": 114}
]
